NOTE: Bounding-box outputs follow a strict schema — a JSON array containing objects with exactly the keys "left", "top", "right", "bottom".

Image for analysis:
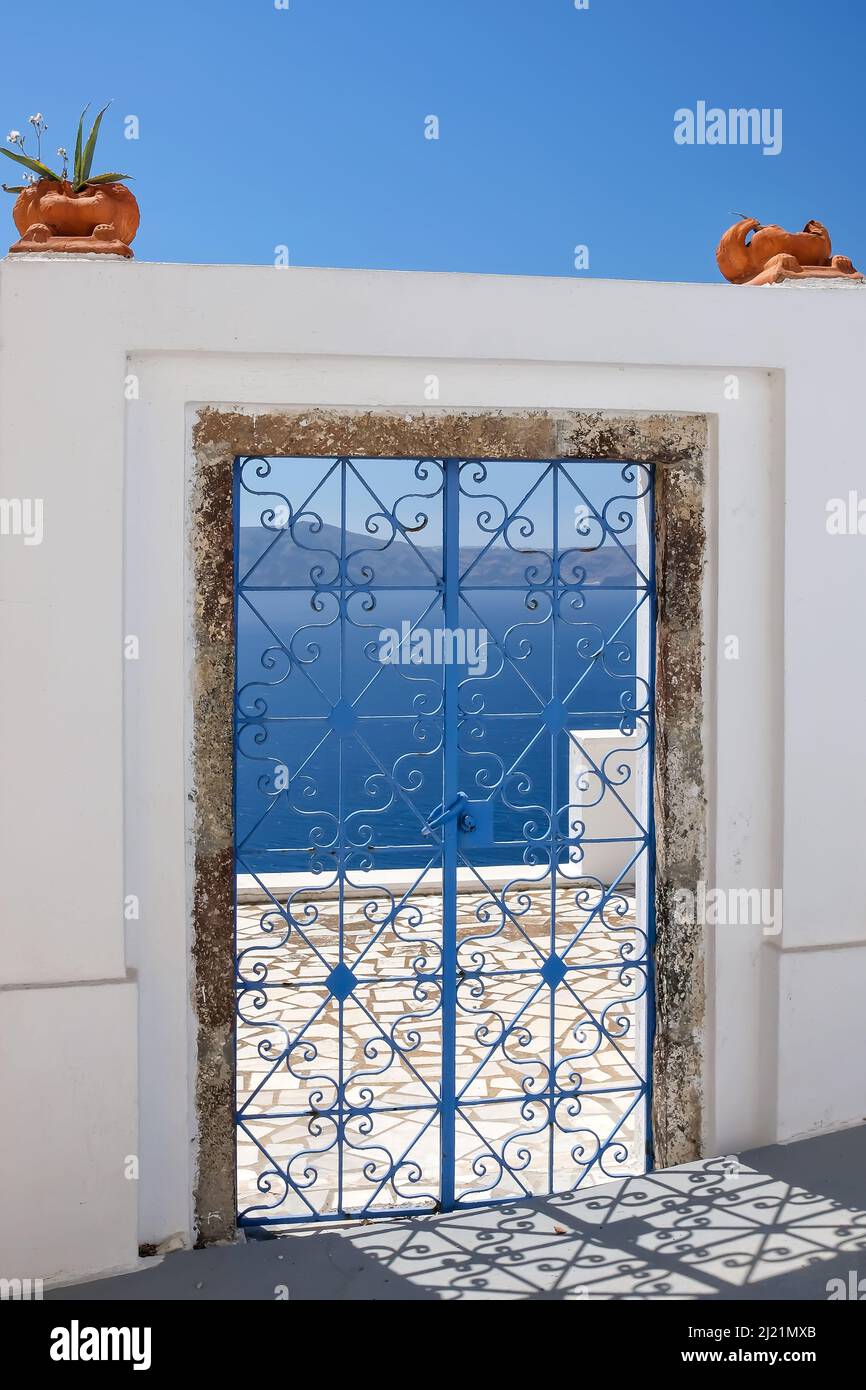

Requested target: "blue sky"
[{"left": 4, "top": 0, "right": 864, "bottom": 282}]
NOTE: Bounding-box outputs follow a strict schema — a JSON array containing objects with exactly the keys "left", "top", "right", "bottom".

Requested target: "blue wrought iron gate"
[{"left": 234, "top": 454, "right": 655, "bottom": 1225}]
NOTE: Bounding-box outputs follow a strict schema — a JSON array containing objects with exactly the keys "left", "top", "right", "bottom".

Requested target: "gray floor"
[{"left": 49, "top": 1125, "right": 866, "bottom": 1300}]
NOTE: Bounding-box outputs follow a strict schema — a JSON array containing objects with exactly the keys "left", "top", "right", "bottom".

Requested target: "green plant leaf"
[
  {"left": 80, "top": 102, "right": 111, "bottom": 185},
  {"left": 2, "top": 184, "right": 27, "bottom": 193},
  {"left": 0, "top": 148, "right": 61, "bottom": 181},
  {"left": 84, "top": 171, "right": 132, "bottom": 185},
  {"left": 73, "top": 103, "right": 88, "bottom": 186}
]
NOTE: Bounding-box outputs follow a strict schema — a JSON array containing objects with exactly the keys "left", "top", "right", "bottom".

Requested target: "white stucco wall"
[{"left": 0, "top": 257, "right": 864, "bottom": 1283}]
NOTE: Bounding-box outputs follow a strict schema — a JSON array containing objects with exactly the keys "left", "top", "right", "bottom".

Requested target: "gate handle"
[{"left": 423, "top": 793, "right": 473, "bottom": 835}]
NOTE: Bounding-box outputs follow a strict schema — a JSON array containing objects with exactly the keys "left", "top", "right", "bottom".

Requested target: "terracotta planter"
[{"left": 9, "top": 178, "right": 139, "bottom": 257}]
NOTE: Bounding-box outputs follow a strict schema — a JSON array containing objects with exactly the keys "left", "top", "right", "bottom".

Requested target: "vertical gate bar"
[
  {"left": 231, "top": 458, "right": 241, "bottom": 1199},
  {"left": 440, "top": 456, "right": 459, "bottom": 1209},
  {"left": 644, "top": 461, "right": 658, "bottom": 1172},
  {"left": 548, "top": 462, "right": 559, "bottom": 1193},
  {"left": 337, "top": 458, "right": 347, "bottom": 1215}
]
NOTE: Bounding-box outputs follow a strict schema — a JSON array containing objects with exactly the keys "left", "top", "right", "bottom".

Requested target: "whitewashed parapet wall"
[{"left": 0, "top": 258, "right": 864, "bottom": 1284}]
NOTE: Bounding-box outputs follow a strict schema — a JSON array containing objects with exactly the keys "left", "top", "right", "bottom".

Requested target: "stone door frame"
[{"left": 188, "top": 406, "right": 708, "bottom": 1244}]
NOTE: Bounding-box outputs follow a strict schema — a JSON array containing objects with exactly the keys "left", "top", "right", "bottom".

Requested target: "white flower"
[
  {"left": 57, "top": 146, "right": 67, "bottom": 158},
  {"left": 28, "top": 113, "right": 43, "bottom": 125},
  {"left": 6, "top": 131, "right": 22, "bottom": 143}
]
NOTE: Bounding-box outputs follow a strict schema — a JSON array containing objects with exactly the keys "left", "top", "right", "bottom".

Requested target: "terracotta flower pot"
[{"left": 9, "top": 178, "right": 139, "bottom": 257}]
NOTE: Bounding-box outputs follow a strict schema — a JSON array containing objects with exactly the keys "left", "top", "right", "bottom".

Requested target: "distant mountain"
[{"left": 237, "top": 523, "right": 640, "bottom": 588}]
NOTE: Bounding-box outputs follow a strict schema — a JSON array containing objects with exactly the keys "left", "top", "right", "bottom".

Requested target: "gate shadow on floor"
[{"left": 49, "top": 1126, "right": 866, "bottom": 1301}]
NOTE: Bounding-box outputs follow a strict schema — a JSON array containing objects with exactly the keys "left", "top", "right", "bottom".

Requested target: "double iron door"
[{"left": 234, "top": 453, "right": 654, "bottom": 1224}]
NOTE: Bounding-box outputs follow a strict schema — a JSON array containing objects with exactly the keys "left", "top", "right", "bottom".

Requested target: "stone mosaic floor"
[{"left": 236, "top": 878, "right": 647, "bottom": 1222}]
